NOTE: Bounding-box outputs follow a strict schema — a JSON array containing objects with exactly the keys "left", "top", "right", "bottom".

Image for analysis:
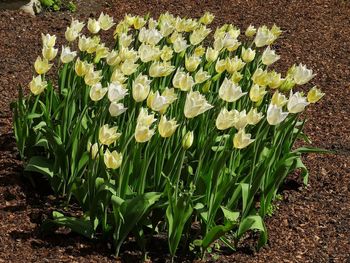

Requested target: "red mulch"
[{"left": 0, "top": 0, "right": 349, "bottom": 262}]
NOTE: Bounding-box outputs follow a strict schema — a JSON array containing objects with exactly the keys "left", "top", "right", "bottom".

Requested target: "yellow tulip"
[
  {"left": 84, "top": 68, "right": 102, "bottom": 86},
  {"left": 172, "top": 70, "right": 195, "bottom": 92},
  {"left": 194, "top": 45, "right": 205, "bottom": 57},
  {"left": 110, "top": 69, "right": 127, "bottom": 84},
  {"left": 185, "top": 55, "right": 201, "bottom": 72},
  {"left": 160, "top": 45, "right": 173, "bottom": 61},
  {"left": 268, "top": 71, "right": 283, "bottom": 89},
  {"left": 184, "top": 90, "right": 213, "bottom": 118},
  {"left": 252, "top": 68, "right": 269, "bottom": 86},
  {"left": 307, "top": 86, "right": 324, "bottom": 103},
  {"left": 99, "top": 124, "right": 121, "bottom": 146},
  {"left": 245, "top": 25, "right": 256, "bottom": 37},
  {"left": 132, "top": 73, "right": 151, "bottom": 102},
  {"left": 206, "top": 47, "right": 219, "bottom": 62},
  {"left": 215, "top": 108, "right": 236, "bottom": 130},
  {"left": 41, "top": 33, "right": 56, "bottom": 47},
  {"left": 34, "top": 56, "right": 52, "bottom": 75},
  {"left": 149, "top": 61, "right": 175, "bottom": 78},
  {"left": 199, "top": 12, "right": 215, "bottom": 25},
  {"left": 60, "top": 46, "right": 77, "bottom": 64},
  {"left": 247, "top": 108, "right": 264, "bottom": 125},
  {"left": 158, "top": 115, "right": 179, "bottom": 138},
  {"left": 87, "top": 142, "right": 99, "bottom": 160},
  {"left": 29, "top": 75, "right": 47, "bottom": 95},
  {"left": 137, "top": 108, "right": 156, "bottom": 127},
  {"left": 241, "top": 47, "right": 256, "bottom": 63},
  {"left": 195, "top": 68, "right": 210, "bottom": 84},
  {"left": 271, "top": 91, "right": 288, "bottom": 107},
  {"left": 249, "top": 84, "right": 267, "bottom": 102},
  {"left": 104, "top": 149, "right": 123, "bottom": 169},
  {"left": 215, "top": 59, "right": 226, "bottom": 73},
  {"left": 233, "top": 110, "right": 248, "bottom": 130},
  {"left": 87, "top": 18, "right": 101, "bottom": 34},
  {"left": 98, "top": 12, "right": 115, "bottom": 31},
  {"left": 135, "top": 124, "right": 155, "bottom": 143},
  {"left": 89, "top": 83, "right": 108, "bottom": 101},
  {"left": 189, "top": 25, "right": 211, "bottom": 45},
  {"left": 219, "top": 78, "right": 247, "bottom": 103},
  {"left": 120, "top": 59, "right": 138, "bottom": 76},
  {"left": 233, "top": 129, "right": 255, "bottom": 149},
  {"left": 42, "top": 45, "right": 58, "bottom": 61}
]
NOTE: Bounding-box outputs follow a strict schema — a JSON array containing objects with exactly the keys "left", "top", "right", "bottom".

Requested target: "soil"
[{"left": 0, "top": 0, "right": 350, "bottom": 262}]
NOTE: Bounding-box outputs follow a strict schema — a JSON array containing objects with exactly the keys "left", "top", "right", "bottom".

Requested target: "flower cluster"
[{"left": 19, "top": 12, "right": 325, "bottom": 258}]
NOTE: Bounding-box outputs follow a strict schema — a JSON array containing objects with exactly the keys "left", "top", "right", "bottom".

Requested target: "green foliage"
[{"left": 40, "top": 0, "right": 76, "bottom": 12}]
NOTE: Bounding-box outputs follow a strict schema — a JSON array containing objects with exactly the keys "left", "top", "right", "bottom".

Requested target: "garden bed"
[{"left": 0, "top": 0, "right": 349, "bottom": 262}]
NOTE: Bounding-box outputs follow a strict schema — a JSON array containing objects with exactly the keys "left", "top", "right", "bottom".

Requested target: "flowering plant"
[{"left": 12, "top": 12, "right": 325, "bottom": 259}]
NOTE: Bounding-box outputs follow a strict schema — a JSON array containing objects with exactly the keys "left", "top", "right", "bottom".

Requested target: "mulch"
[{"left": 0, "top": 0, "right": 349, "bottom": 262}]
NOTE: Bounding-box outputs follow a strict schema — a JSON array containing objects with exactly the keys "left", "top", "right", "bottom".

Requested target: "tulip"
[
  {"left": 194, "top": 45, "right": 206, "bottom": 57},
  {"left": 172, "top": 70, "right": 195, "bottom": 92},
  {"left": 71, "top": 19, "right": 85, "bottom": 33},
  {"left": 195, "top": 68, "right": 210, "bottom": 84},
  {"left": 267, "top": 104, "right": 288, "bottom": 125},
  {"left": 267, "top": 71, "right": 283, "bottom": 89},
  {"left": 189, "top": 25, "right": 211, "bottom": 45},
  {"left": 60, "top": 46, "right": 77, "bottom": 64},
  {"left": 133, "top": 16, "right": 147, "bottom": 30},
  {"left": 271, "top": 91, "right": 288, "bottom": 107},
  {"left": 161, "top": 45, "right": 173, "bottom": 61},
  {"left": 109, "top": 102, "right": 127, "bottom": 117},
  {"left": 199, "top": 12, "right": 215, "bottom": 25},
  {"left": 132, "top": 73, "right": 151, "bottom": 102},
  {"left": 159, "top": 19, "right": 174, "bottom": 37},
  {"left": 254, "top": 25, "right": 276, "bottom": 47},
  {"left": 245, "top": 25, "right": 256, "bottom": 37},
  {"left": 148, "top": 18, "right": 158, "bottom": 29},
  {"left": 215, "top": 108, "right": 237, "bottom": 130},
  {"left": 137, "top": 108, "right": 156, "bottom": 126},
  {"left": 158, "top": 115, "right": 179, "bottom": 138},
  {"left": 182, "top": 131, "right": 194, "bottom": 150},
  {"left": 233, "top": 110, "right": 248, "bottom": 130},
  {"left": 34, "top": 56, "right": 52, "bottom": 75},
  {"left": 147, "top": 91, "right": 168, "bottom": 112},
  {"left": 110, "top": 69, "right": 127, "bottom": 84},
  {"left": 94, "top": 44, "right": 109, "bottom": 63},
  {"left": 84, "top": 68, "right": 102, "bottom": 86},
  {"left": 185, "top": 55, "right": 201, "bottom": 72},
  {"left": 249, "top": 84, "right": 267, "bottom": 102},
  {"left": 231, "top": 72, "right": 243, "bottom": 83},
  {"left": 42, "top": 45, "right": 58, "bottom": 61},
  {"left": 29, "top": 75, "right": 47, "bottom": 95},
  {"left": 138, "top": 28, "right": 163, "bottom": 46},
  {"left": 89, "top": 83, "right": 108, "bottom": 101},
  {"left": 104, "top": 149, "right": 123, "bottom": 169},
  {"left": 75, "top": 58, "right": 90, "bottom": 77},
  {"left": 98, "top": 12, "right": 115, "bottom": 31},
  {"left": 120, "top": 59, "right": 138, "bottom": 76},
  {"left": 262, "top": 46, "right": 280, "bottom": 66},
  {"left": 271, "top": 24, "right": 282, "bottom": 38},
  {"left": 173, "top": 34, "right": 188, "bottom": 53},
  {"left": 292, "top": 63, "right": 316, "bottom": 85},
  {"left": 87, "top": 142, "right": 99, "bottom": 159},
  {"left": 184, "top": 90, "right": 213, "bottom": 118},
  {"left": 65, "top": 27, "right": 79, "bottom": 42},
  {"left": 307, "top": 86, "right": 325, "bottom": 103},
  {"left": 241, "top": 47, "right": 256, "bottom": 63},
  {"left": 287, "top": 90, "right": 309, "bottom": 113},
  {"left": 119, "top": 33, "right": 133, "bottom": 48},
  {"left": 149, "top": 61, "right": 175, "bottom": 78},
  {"left": 106, "top": 50, "right": 119, "bottom": 66},
  {"left": 251, "top": 68, "right": 269, "bottom": 86},
  {"left": 233, "top": 129, "right": 255, "bottom": 149},
  {"left": 139, "top": 44, "right": 161, "bottom": 63},
  {"left": 247, "top": 108, "right": 264, "bottom": 125},
  {"left": 99, "top": 124, "right": 121, "bottom": 146},
  {"left": 41, "top": 33, "right": 56, "bottom": 47},
  {"left": 215, "top": 59, "right": 227, "bottom": 73},
  {"left": 219, "top": 78, "right": 247, "bottom": 103},
  {"left": 279, "top": 76, "right": 295, "bottom": 91},
  {"left": 225, "top": 57, "right": 245, "bottom": 74},
  {"left": 206, "top": 47, "right": 219, "bottom": 62},
  {"left": 135, "top": 124, "right": 155, "bottom": 143},
  {"left": 108, "top": 83, "right": 128, "bottom": 102},
  {"left": 87, "top": 18, "right": 101, "bottom": 34}
]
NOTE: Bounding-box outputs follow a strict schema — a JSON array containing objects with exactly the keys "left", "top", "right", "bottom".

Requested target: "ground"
[{"left": 0, "top": 0, "right": 349, "bottom": 262}]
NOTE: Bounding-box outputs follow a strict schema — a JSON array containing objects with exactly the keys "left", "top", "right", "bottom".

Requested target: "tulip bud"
[
  {"left": 87, "top": 142, "right": 99, "bottom": 160},
  {"left": 182, "top": 131, "right": 194, "bottom": 150},
  {"left": 199, "top": 12, "right": 215, "bottom": 25}
]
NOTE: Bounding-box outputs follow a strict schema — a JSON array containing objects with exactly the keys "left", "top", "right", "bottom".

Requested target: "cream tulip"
[
  {"left": 149, "top": 61, "right": 175, "bottom": 78},
  {"left": 42, "top": 45, "right": 58, "bottom": 61},
  {"left": 135, "top": 124, "right": 155, "bottom": 143},
  {"left": 182, "top": 131, "right": 194, "bottom": 150},
  {"left": 109, "top": 102, "right": 127, "bottom": 117},
  {"left": 34, "top": 56, "right": 52, "bottom": 75},
  {"left": 104, "top": 149, "right": 123, "bottom": 169},
  {"left": 195, "top": 68, "right": 210, "bottom": 84},
  {"left": 108, "top": 83, "right": 128, "bottom": 102},
  {"left": 84, "top": 68, "right": 102, "bottom": 86},
  {"left": 89, "top": 83, "right": 108, "bottom": 101},
  {"left": 287, "top": 90, "right": 309, "bottom": 113},
  {"left": 267, "top": 104, "right": 288, "bottom": 125},
  {"left": 87, "top": 18, "right": 101, "bottom": 34},
  {"left": 249, "top": 84, "right": 267, "bottom": 102},
  {"left": 219, "top": 78, "right": 247, "bottom": 103},
  {"left": 233, "top": 129, "right": 255, "bottom": 149},
  {"left": 247, "top": 108, "right": 264, "bottom": 125},
  {"left": 292, "top": 63, "right": 316, "bottom": 85},
  {"left": 99, "top": 124, "right": 121, "bottom": 146},
  {"left": 184, "top": 90, "right": 213, "bottom": 118},
  {"left": 132, "top": 74, "right": 151, "bottom": 102},
  {"left": 307, "top": 86, "right": 325, "bottom": 103},
  {"left": 158, "top": 115, "right": 179, "bottom": 138},
  {"left": 185, "top": 55, "right": 201, "bottom": 72},
  {"left": 261, "top": 46, "right": 280, "bottom": 66},
  {"left": 172, "top": 70, "right": 195, "bottom": 92},
  {"left": 41, "top": 33, "right": 56, "bottom": 47},
  {"left": 29, "top": 75, "right": 47, "bottom": 95},
  {"left": 206, "top": 47, "right": 219, "bottom": 62},
  {"left": 215, "top": 108, "right": 237, "bottom": 130},
  {"left": 241, "top": 47, "right": 256, "bottom": 63},
  {"left": 60, "top": 46, "right": 77, "bottom": 64},
  {"left": 245, "top": 25, "right": 256, "bottom": 37},
  {"left": 271, "top": 91, "right": 288, "bottom": 107},
  {"left": 98, "top": 12, "right": 115, "bottom": 31}
]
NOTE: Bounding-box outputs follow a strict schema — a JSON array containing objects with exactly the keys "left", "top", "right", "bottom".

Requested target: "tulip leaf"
[{"left": 25, "top": 156, "right": 54, "bottom": 179}]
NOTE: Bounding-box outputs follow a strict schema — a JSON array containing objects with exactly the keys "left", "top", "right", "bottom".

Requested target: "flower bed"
[{"left": 12, "top": 12, "right": 325, "bottom": 259}]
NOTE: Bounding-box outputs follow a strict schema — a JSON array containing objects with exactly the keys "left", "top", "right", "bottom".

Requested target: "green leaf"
[
  {"left": 25, "top": 156, "right": 54, "bottom": 179},
  {"left": 221, "top": 206, "right": 240, "bottom": 223},
  {"left": 237, "top": 215, "right": 267, "bottom": 249},
  {"left": 201, "top": 223, "right": 235, "bottom": 250}
]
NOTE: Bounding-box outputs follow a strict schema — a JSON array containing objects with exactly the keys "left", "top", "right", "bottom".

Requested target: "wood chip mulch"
[{"left": 0, "top": 0, "right": 349, "bottom": 262}]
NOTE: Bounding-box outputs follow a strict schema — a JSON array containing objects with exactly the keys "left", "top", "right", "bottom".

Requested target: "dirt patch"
[{"left": 0, "top": 0, "right": 349, "bottom": 262}]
